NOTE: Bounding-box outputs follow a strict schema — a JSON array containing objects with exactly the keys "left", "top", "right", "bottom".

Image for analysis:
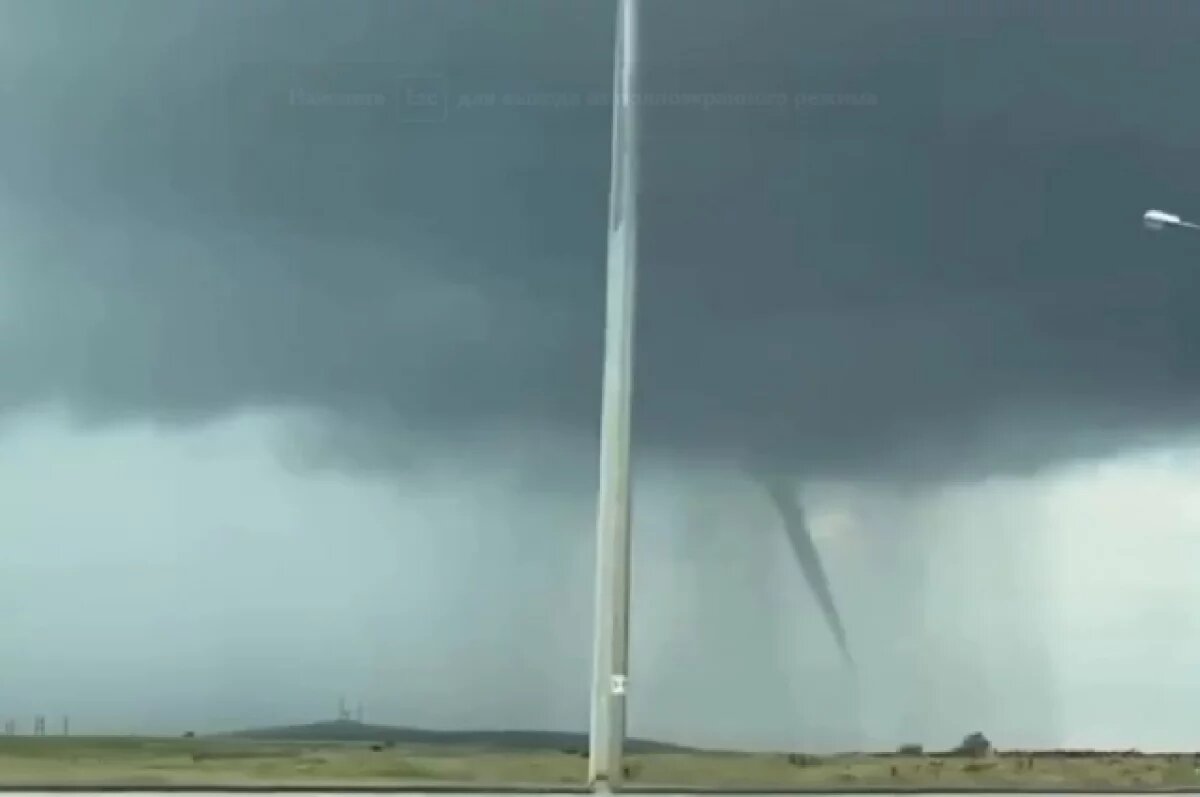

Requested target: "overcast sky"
[{"left": 3, "top": 0, "right": 1200, "bottom": 752}]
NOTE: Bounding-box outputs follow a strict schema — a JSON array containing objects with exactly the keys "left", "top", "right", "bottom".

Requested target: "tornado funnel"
[{"left": 756, "top": 472, "right": 854, "bottom": 668}]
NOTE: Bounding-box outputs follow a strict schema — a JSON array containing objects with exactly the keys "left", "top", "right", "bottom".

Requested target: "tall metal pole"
[{"left": 588, "top": 0, "right": 640, "bottom": 790}]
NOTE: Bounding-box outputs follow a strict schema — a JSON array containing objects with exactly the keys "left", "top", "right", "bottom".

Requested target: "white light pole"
[
  {"left": 1143, "top": 208, "right": 1200, "bottom": 232},
  {"left": 588, "top": 0, "right": 640, "bottom": 791}
]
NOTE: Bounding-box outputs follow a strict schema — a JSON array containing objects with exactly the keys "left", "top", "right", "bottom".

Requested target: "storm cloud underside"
[{"left": 3, "top": 0, "right": 1200, "bottom": 478}]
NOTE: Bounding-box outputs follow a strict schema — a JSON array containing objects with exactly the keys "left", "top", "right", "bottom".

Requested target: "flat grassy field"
[{"left": 1, "top": 736, "right": 1198, "bottom": 789}]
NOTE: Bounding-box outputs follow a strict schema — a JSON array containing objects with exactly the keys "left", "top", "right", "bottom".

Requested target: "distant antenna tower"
[
  {"left": 33, "top": 716, "right": 45, "bottom": 736},
  {"left": 337, "top": 695, "right": 349, "bottom": 721},
  {"left": 355, "top": 703, "right": 363, "bottom": 723},
  {"left": 62, "top": 716, "right": 70, "bottom": 736}
]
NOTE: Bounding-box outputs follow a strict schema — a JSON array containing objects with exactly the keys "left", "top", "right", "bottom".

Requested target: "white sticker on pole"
[{"left": 611, "top": 674, "right": 628, "bottom": 696}]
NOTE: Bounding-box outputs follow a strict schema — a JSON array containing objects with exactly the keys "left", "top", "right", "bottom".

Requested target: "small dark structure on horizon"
[{"left": 954, "top": 732, "right": 994, "bottom": 758}]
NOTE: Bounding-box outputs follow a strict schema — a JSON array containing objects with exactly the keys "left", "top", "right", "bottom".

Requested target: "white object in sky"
[{"left": 1143, "top": 208, "right": 1200, "bottom": 232}]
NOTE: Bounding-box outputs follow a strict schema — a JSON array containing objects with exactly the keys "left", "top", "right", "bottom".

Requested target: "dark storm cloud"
[{"left": 4, "top": 0, "right": 1200, "bottom": 480}]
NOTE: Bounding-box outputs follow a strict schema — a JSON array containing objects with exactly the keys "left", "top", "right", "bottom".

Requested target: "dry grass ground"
[{"left": 1, "top": 736, "right": 1198, "bottom": 789}]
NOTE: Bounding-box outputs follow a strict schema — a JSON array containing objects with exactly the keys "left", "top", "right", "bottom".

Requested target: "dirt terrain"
[{"left": 1, "top": 735, "right": 1198, "bottom": 789}]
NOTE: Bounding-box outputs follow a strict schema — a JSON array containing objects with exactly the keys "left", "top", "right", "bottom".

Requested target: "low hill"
[{"left": 224, "top": 719, "right": 691, "bottom": 754}]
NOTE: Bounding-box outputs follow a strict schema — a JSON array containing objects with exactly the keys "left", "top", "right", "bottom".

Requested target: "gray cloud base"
[{"left": 4, "top": 1, "right": 1200, "bottom": 479}]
